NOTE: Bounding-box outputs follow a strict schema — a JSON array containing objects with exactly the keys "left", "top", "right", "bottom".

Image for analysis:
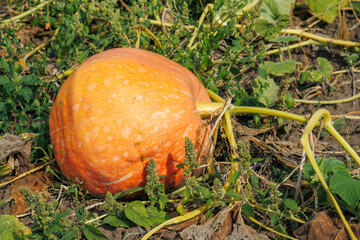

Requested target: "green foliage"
[
  {"left": 0, "top": 215, "right": 31, "bottom": 239},
  {"left": 300, "top": 57, "right": 333, "bottom": 84},
  {"left": 19, "top": 187, "right": 106, "bottom": 240},
  {"left": 304, "top": 157, "right": 360, "bottom": 219}
]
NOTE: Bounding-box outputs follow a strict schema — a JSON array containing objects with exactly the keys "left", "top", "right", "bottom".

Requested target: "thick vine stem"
[
  {"left": 295, "top": 93, "right": 360, "bottom": 105},
  {"left": 280, "top": 29, "right": 360, "bottom": 47},
  {"left": 196, "top": 102, "right": 307, "bottom": 124},
  {"left": 300, "top": 109, "right": 359, "bottom": 240},
  {"left": 141, "top": 204, "right": 211, "bottom": 240}
]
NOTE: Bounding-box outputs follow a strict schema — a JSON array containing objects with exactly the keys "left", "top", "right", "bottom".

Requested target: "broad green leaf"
[
  {"left": 250, "top": 174, "right": 259, "bottom": 189},
  {"left": 0, "top": 215, "right": 32, "bottom": 240},
  {"left": 241, "top": 202, "right": 255, "bottom": 218},
  {"left": 0, "top": 76, "right": 9, "bottom": 85},
  {"left": 103, "top": 216, "right": 131, "bottom": 228},
  {"left": 260, "top": 60, "right": 296, "bottom": 76},
  {"left": 283, "top": 198, "right": 299, "bottom": 211},
  {"left": 252, "top": 76, "right": 279, "bottom": 107},
  {"left": 303, "top": 157, "right": 347, "bottom": 183},
  {"left": 82, "top": 224, "right": 108, "bottom": 240},
  {"left": 18, "top": 86, "right": 33, "bottom": 103},
  {"left": 124, "top": 201, "right": 152, "bottom": 228},
  {"left": 261, "top": 0, "right": 294, "bottom": 23},
  {"left": 146, "top": 205, "right": 169, "bottom": 225},
  {"left": 225, "top": 189, "right": 243, "bottom": 199},
  {"left": 78, "top": 50, "right": 90, "bottom": 63},
  {"left": 305, "top": 0, "right": 345, "bottom": 23},
  {"left": 61, "top": 230, "right": 78, "bottom": 240},
  {"left": 21, "top": 75, "right": 42, "bottom": 85},
  {"left": 330, "top": 170, "right": 360, "bottom": 208},
  {"left": 232, "top": 170, "right": 241, "bottom": 185},
  {"left": 0, "top": 58, "right": 10, "bottom": 72},
  {"left": 317, "top": 57, "right": 333, "bottom": 81},
  {"left": 299, "top": 70, "right": 323, "bottom": 84},
  {"left": 199, "top": 186, "right": 212, "bottom": 199},
  {"left": 270, "top": 213, "right": 279, "bottom": 226},
  {"left": 318, "top": 58, "right": 335, "bottom": 79}
]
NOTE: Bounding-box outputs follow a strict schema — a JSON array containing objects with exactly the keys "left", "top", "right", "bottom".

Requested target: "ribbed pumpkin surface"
[{"left": 49, "top": 48, "right": 211, "bottom": 196}]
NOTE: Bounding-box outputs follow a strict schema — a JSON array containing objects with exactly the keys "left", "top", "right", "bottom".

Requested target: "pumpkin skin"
[{"left": 49, "top": 48, "right": 211, "bottom": 197}]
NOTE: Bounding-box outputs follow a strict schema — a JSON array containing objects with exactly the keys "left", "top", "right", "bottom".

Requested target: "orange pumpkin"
[{"left": 49, "top": 48, "right": 211, "bottom": 197}]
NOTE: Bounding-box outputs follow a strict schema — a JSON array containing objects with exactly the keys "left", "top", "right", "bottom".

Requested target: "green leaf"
[
  {"left": 0, "top": 58, "right": 10, "bottom": 72},
  {"left": 199, "top": 186, "right": 212, "bottom": 199},
  {"left": 18, "top": 86, "right": 33, "bottom": 103},
  {"left": 260, "top": 60, "right": 296, "bottom": 76},
  {"left": 232, "top": 170, "right": 241, "bottom": 185},
  {"left": 252, "top": 76, "right": 279, "bottom": 107},
  {"left": 61, "top": 230, "right": 78, "bottom": 240},
  {"left": 177, "top": 203, "right": 184, "bottom": 215},
  {"left": 103, "top": 216, "right": 130, "bottom": 228},
  {"left": 330, "top": 170, "right": 360, "bottom": 208},
  {"left": 124, "top": 201, "right": 152, "bottom": 228},
  {"left": 0, "top": 215, "right": 31, "bottom": 240},
  {"left": 241, "top": 202, "right": 255, "bottom": 218},
  {"left": 78, "top": 50, "right": 90, "bottom": 63},
  {"left": 0, "top": 76, "right": 10, "bottom": 85},
  {"left": 83, "top": 224, "right": 108, "bottom": 240},
  {"left": 146, "top": 205, "right": 169, "bottom": 225},
  {"left": 283, "top": 198, "right": 299, "bottom": 211},
  {"left": 303, "top": 157, "right": 347, "bottom": 183},
  {"left": 317, "top": 57, "right": 333, "bottom": 81},
  {"left": 270, "top": 213, "right": 279, "bottom": 226},
  {"left": 305, "top": 0, "right": 345, "bottom": 23},
  {"left": 225, "top": 189, "right": 243, "bottom": 199},
  {"left": 21, "top": 75, "right": 42, "bottom": 85},
  {"left": 299, "top": 70, "right": 323, "bottom": 84},
  {"left": 55, "top": 209, "right": 70, "bottom": 221}
]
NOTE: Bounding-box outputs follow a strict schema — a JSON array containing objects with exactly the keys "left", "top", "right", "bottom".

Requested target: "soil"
[{"left": 1, "top": 4, "right": 360, "bottom": 240}]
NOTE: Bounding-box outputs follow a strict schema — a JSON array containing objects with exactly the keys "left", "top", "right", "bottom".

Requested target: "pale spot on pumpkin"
[
  {"left": 113, "top": 155, "right": 120, "bottom": 162},
  {"left": 165, "top": 141, "right": 172, "bottom": 147},
  {"left": 123, "top": 152, "right": 129, "bottom": 158},
  {"left": 151, "top": 126, "right": 159, "bottom": 133},
  {"left": 163, "top": 96, "right": 169, "bottom": 100},
  {"left": 103, "top": 126, "right": 110, "bottom": 132},
  {"left": 83, "top": 103, "right": 90, "bottom": 111},
  {"left": 84, "top": 135, "right": 90, "bottom": 143},
  {"left": 150, "top": 109, "right": 170, "bottom": 119},
  {"left": 137, "top": 81, "right": 150, "bottom": 87},
  {"left": 116, "top": 74, "right": 124, "bottom": 79},
  {"left": 153, "top": 146, "right": 158, "bottom": 151},
  {"left": 163, "top": 123, "right": 168, "bottom": 128},
  {"left": 172, "top": 113, "right": 180, "bottom": 120},
  {"left": 87, "top": 82, "right": 97, "bottom": 91},
  {"left": 123, "top": 80, "right": 129, "bottom": 85},
  {"left": 111, "top": 93, "right": 117, "bottom": 98},
  {"left": 121, "top": 126, "right": 131, "bottom": 137},
  {"left": 182, "top": 124, "right": 194, "bottom": 138},
  {"left": 73, "top": 104, "right": 80, "bottom": 112},
  {"left": 136, "top": 135, "right": 142, "bottom": 141},
  {"left": 138, "top": 67, "right": 146, "bottom": 73},
  {"left": 97, "top": 109, "right": 103, "bottom": 114},
  {"left": 137, "top": 95, "right": 143, "bottom": 101},
  {"left": 108, "top": 136, "right": 114, "bottom": 141},
  {"left": 116, "top": 119, "right": 123, "bottom": 125},
  {"left": 168, "top": 94, "right": 180, "bottom": 100},
  {"left": 181, "top": 90, "right": 193, "bottom": 97},
  {"left": 173, "top": 88, "right": 179, "bottom": 92},
  {"left": 132, "top": 122, "right": 137, "bottom": 127}
]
